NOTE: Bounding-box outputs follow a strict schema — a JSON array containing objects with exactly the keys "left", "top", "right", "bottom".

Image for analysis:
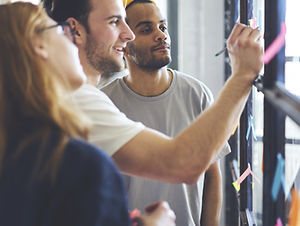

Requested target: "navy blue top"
[{"left": 0, "top": 137, "right": 131, "bottom": 226}]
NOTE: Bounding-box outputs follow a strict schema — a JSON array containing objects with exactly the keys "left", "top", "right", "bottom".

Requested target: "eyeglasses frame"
[{"left": 37, "top": 21, "right": 76, "bottom": 44}]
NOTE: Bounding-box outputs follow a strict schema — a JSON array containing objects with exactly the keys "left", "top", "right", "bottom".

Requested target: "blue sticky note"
[
  {"left": 246, "top": 115, "right": 257, "bottom": 141},
  {"left": 271, "top": 153, "right": 285, "bottom": 201},
  {"left": 246, "top": 116, "right": 252, "bottom": 141}
]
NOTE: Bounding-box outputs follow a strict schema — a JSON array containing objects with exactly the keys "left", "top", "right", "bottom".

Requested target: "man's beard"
[
  {"left": 85, "top": 34, "right": 124, "bottom": 75},
  {"left": 128, "top": 43, "right": 171, "bottom": 71}
]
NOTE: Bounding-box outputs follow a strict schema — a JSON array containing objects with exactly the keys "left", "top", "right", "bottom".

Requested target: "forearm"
[
  {"left": 201, "top": 162, "right": 222, "bottom": 226},
  {"left": 172, "top": 74, "right": 253, "bottom": 181},
  {"left": 114, "top": 75, "right": 253, "bottom": 184}
]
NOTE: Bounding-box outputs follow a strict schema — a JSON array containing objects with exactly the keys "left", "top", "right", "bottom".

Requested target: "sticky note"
[
  {"left": 249, "top": 19, "right": 254, "bottom": 28},
  {"left": 232, "top": 122, "right": 239, "bottom": 135},
  {"left": 289, "top": 189, "right": 300, "bottom": 226},
  {"left": 275, "top": 218, "right": 283, "bottom": 226},
  {"left": 250, "top": 170, "right": 262, "bottom": 185},
  {"left": 246, "top": 120, "right": 252, "bottom": 141},
  {"left": 232, "top": 163, "right": 261, "bottom": 192},
  {"left": 249, "top": 18, "right": 257, "bottom": 29},
  {"left": 261, "top": 22, "right": 286, "bottom": 64},
  {"left": 246, "top": 114, "right": 257, "bottom": 141},
  {"left": 237, "top": 164, "right": 252, "bottom": 184},
  {"left": 262, "top": 154, "right": 264, "bottom": 173},
  {"left": 271, "top": 153, "right": 285, "bottom": 201},
  {"left": 232, "top": 180, "right": 240, "bottom": 192}
]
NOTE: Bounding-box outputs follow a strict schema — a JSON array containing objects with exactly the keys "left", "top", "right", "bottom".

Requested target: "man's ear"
[
  {"left": 66, "top": 17, "right": 85, "bottom": 46},
  {"left": 32, "top": 35, "right": 48, "bottom": 59}
]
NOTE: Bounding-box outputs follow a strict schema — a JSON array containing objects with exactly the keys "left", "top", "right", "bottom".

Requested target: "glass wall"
[
  {"left": 252, "top": 0, "right": 300, "bottom": 225},
  {"left": 285, "top": 1, "right": 300, "bottom": 96}
]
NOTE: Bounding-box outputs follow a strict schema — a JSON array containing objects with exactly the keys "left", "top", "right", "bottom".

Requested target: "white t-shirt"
[{"left": 72, "top": 83, "right": 145, "bottom": 156}]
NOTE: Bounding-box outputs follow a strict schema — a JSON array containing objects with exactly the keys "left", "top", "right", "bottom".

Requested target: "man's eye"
[
  {"left": 140, "top": 27, "right": 152, "bottom": 33},
  {"left": 110, "top": 19, "right": 119, "bottom": 25}
]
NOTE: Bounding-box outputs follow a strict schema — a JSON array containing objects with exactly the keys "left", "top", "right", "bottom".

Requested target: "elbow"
[
  {"left": 167, "top": 142, "right": 210, "bottom": 184},
  {"left": 172, "top": 165, "right": 207, "bottom": 185},
  {"left": 181, "top": 169, "right": 205, "bottom": 185},
  {"left": 182, "top": 176, "right": 200, "bottom": 185},
  {"left": 170, "top": 170, "right": 202, "bottom": 185}
]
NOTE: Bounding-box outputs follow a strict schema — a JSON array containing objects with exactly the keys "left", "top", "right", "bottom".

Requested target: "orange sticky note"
[
  {"left": 289, "top": 189, "right": 300, "bottom": 226},
  {"left": 261, "top": 153, "right": 264, "bottom": 173}
]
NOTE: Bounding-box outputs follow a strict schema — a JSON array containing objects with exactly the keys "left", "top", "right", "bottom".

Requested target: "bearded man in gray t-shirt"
[{"left": 102, "top": 1, "right": 231, "bottom": 225}]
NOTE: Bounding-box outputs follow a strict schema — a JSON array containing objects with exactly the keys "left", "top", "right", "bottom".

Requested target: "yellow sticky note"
[
  {"left": 232, "top": 181, "right": 240, "bottom": 192},
  {"left": 232, "top": 123, "right": 239, "bottom": 135},
  {"left": 249, "top": 19, "right": 254, "bottom": 28}
]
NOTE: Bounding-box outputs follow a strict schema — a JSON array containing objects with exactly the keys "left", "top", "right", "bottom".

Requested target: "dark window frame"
[
  {"left": 168, "top": 0, "right": 300, "bottom": 225},
  {"left": 225, "top": 0, "right": 300, "bottom": 225}
]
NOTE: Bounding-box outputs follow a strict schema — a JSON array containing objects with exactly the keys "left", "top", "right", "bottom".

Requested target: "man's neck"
[
  {"left": 81, "top": 63, "right": 101, "bottom": 86},
  {"left": 80, "top": 51, "right": 101, "bottom": 86},
  {"left": 124, "top": 66, "right": 172, "bottom": 97},
  {"left": 86, "top": 73, "right": 101, "bottom": 86}
]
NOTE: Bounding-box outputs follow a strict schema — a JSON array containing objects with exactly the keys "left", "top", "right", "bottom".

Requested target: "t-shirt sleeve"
[
  {"left": 199, "top": 81, "right": 214, "bottom": 110},
  {"left": 72, "top": 84, "right": 145, "bottom": 156},
  {"left": 193, "top": 78, "right": 231, "bottom": 162},
  {"left": 211, "top": 142, "right": 231, "bottom": 163}
]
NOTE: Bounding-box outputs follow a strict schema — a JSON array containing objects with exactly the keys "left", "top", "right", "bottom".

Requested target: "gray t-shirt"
[{"left": 102, "top": 69, "right": 230, "bottom": 226}]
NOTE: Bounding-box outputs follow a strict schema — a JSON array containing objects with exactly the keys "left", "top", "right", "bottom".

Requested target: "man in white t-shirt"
[
  {"left": 101, "top": 1, "right": 228, "bottom": 225},
  {"left": 44, "top": 0, "right": 263, "bottom": 185}
]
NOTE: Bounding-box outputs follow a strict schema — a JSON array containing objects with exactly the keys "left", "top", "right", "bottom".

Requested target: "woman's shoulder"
[
  {"left": 58, "top": 137, "right": 124, "bottom": 191},
  {"left": 64, "top": 138, "right": 114, "bottom": 169}
]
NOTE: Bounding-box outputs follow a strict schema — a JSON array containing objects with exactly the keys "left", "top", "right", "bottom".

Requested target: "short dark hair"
[
  {"left": 42, "top": 0, "right": 91, "bottom": 32},
  {"left": 125, "top": 0, "right": 155, "bottom": 10}
]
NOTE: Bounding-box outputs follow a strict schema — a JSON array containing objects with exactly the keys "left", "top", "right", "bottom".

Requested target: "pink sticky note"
[
  {"left": 275, "top": 218, "right": 283, "bottom": 226},
  {"left": 237, "top": 164, "right": 252, "bottom": 184},
  {"left": 252, "top": 17, "right": 257, "bottom": 29},
  {"left": 261, "top": 22, "right": 286, "bottom": 64}
]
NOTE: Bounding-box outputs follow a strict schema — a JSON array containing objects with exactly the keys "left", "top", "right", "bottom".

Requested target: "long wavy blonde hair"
[{"left": 0, "top": 2, "right": 90, "bottom": 180}]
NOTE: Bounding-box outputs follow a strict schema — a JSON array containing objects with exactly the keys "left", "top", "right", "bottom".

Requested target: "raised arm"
[{"left": 113, "top": 24, "right": 262, "bottom": 184}]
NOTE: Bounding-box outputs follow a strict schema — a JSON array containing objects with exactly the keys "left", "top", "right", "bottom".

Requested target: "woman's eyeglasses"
[{"left": 38, "top": 21, "right": 76, "bottom": 44}]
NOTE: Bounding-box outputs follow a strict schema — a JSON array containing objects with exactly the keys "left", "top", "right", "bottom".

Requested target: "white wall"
[
  {"left": 178, "top": 1, "right": 226, "bottom": 225},
  {"left": 178, "top": 0, "right": 225, "bottom": 97}
]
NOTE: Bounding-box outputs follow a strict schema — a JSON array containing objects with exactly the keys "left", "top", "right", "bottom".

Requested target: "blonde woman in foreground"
[{"left": 0, "top": 2, "right": 175, "bottom": 226}]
